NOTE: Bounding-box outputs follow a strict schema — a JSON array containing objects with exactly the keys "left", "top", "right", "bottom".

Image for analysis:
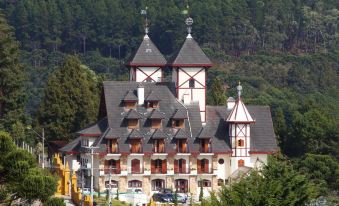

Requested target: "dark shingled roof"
[
  {"left": 149, "top": 109, "right": 165, "bottom": 119},
  {"left": 76, "top": 117, "right": 108, "bottom": 136},
  {"left": 151, "top": 129, "right": 169, "bottom": 139},
  {"left": 174, "top": 129, "right": 190, "bottom": 139},
  {"left": 145, "top": 91, "right": 161, "bottom": 101},
  {"left": 125, "top": 109, "right": 143, "bottom": 119},
  {"left": 172, "top": 109, "right": 188, "bottom": 119},
  {"left": 61, "top": 81, "right": 277, "bottom": 155},
  {"left": 170, "top": 36, "right": 212, "bottom": 67},
  {"left": 127, "top": 35, "right": 167, "bottom": 66},
  {"left": 123, "top": 90, "right": 138, "bottom": 102},
  {"left": 128, "top": 129, "right": 144, "bottom": 139}
]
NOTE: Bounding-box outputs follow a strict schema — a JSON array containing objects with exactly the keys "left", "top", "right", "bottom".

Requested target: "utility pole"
[
  {"left": 109, "top": 166, "right": 112, "bottom": 205},
  {"left": 42, "top": 128, "right": 45, "bottom": 169},
  {"left": 81, "top": 169, "right": 84, "bottom": 206},
  {"left": 85, "top": 146, "right": 99, "bottom": 205}
]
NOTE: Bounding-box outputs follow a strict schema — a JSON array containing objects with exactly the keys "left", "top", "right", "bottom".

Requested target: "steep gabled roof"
[
  {"left": 145, "top": 91, "right": 161, "bottom": 101},
  {"left": 76, "top": 117, "right": 108, "bottom": 136},
  {"left": 170, "top": 35, "right": 212, "bottom": 67},
  {"left": 151, "top": 129, "right": 169, "bottom": 139},
  {"left": 125, "top": 109, "right": 143, "bottom": 119},
  {"left": 123, "top": 90, "right": 138, "bottom": 102},
  {"left": 226, "top": 98, "right": 255, "bottom": 123},
  {"left": 149, "top": 109, "right": 165, "bottom": 119},
  {"left": 128, "top": 129, "right": 144, "bottom": 139},
  {"left": 172, "top": 109, "right": 188, "bottom": 119},
  {"left": 174, "top": 128, "right": 190, "bottom": 139},
  {"left": 127, "top": 35, "right": 167, "bottom": 67}
]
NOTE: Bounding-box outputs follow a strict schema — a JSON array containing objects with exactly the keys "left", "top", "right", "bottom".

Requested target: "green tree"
[
  {"left": 206, "top": 155, "right": 318, "bottom": 206},
  {"left": 36, "top": 55, "right": 99, "bottom": 141},
  {"left": 210, "top": 77, "right": 226, "bottom": 105},
  {"left": 0, "top": 12, "right": 27, "bottom": 130}
]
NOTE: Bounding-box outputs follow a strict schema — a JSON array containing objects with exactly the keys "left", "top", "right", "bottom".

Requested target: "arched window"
[
  {"left": 238, "top": 139, "right": 244, "bottom": 147},
  {"left": 105, "top": 180, "right": 118, "bottom": 188},
  {"left": 175, "top": 179, "right": 188, "bottom": 193},
  {"left": 152, "top": 179, "right": 165, "bottom": 191},
  {"left": 238, "top": 159, "right": 245, "bottom": 167},
  {"left": 198, "top": 179, "right": 211, "bottom": 187},
  {"left": 128, "top": 180, "right": 142, "bottom": 188},
  {"left": 131, "top": 159, "right": 141, "bottom": 173},
  {"left": 189, "top": 79, "right": 195, "bottom": 88}
]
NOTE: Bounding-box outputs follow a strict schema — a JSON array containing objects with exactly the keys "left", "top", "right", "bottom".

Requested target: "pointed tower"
[
  {"left": 170, "top": 17, "right": 212, "bottom": 122},
  {"left": 226, "top": 83, "right": 255, "bottom": 171},
  {"left": 127, "top": 8, "right": 167, "bottom": 82}
]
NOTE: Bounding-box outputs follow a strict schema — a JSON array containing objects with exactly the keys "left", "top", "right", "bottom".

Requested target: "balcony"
[
  {"left": 200, "top": 146, "right": 212, "bottom": 153},
  {"left": 130, "top": 168, "right": 144, "bottom": 174},
  {"left": 151, "top": 168, "right": 166, "bottom": 174},
  {"left": 174, "top": 167, "right": 190, "bottom": 174},
  {"left": 153, "top": 147, "right": 166, "bottom": 153},
  {"left": 130, "top": 147, "right": 142, "bottom": 153},
  {"left": 104, "top": 167, "right": 121, "bottom": 174},
  {"left": 106, "top": 146, "right": 119, "bottom": 154},
  {"left": 197, "top": 168, "right": 213, "bottom": 174}
]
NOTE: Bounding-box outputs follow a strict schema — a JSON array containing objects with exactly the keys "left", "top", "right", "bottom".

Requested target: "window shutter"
[
  {"left": 197, "top": 159, "right": 201, "bottom": 174},
  {"left": 183, "top": 141, "right": 187, "bottom": 152},
  {"left": 162, "top": 160, "right": 167, "bottom": 174},
  {"left": 205, "top": 159, "right": 209, "bottom": 173},
  {"left": 116, "top": 160, "right": 120, "bottom": 173},
  {"left": 151, "top": 160, "right": 155, "bottom": 173},
  {"left": 182, "top": 159, "right": 186, "bottom": 173},
  {"left": 174, "top": 159, "right": 178, "bottom": 173}
]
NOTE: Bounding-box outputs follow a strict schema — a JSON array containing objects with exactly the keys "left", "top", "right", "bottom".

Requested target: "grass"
[{"left": 93, "top": 196, "right": 130, "bottom": 206}]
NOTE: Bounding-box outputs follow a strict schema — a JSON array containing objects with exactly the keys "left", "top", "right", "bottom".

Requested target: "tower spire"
[{"left": 141, "top": 6, "right": 149, "bottom": 35}]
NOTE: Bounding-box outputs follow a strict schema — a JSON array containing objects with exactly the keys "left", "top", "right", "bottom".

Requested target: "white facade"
[
  {"left": 130, "top": 67, "right": 163, "bottom": 82},
  {"left": 173, "top": 67, "right": 206, "bottom": 122}
]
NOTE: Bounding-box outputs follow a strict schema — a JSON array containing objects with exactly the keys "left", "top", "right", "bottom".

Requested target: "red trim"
[
  {"left": 127, "top": 63, "right": 166, "bottom": 67},
  {"left": 178, "top": 68, "right": 205, "bottom": 88},
  {"left": 79, "top": 133, "right": 101, "bottom": 137},
  {"left": 171, "top": 64, "right": 212, "bottom": 67},
  {"left": 249, "top": 151, "right": 277, "bottom": 154}
]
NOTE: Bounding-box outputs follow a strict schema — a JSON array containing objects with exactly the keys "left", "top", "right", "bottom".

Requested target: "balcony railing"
[
  {"left": 176, "top": 147, "right": 189, "bottom": 153},
  {"left": 130, "top": 147, "right": 142, "bottom": 153},
  {"left": 151, "top": 168, "right": 166, "bottom": 174},
  {"left": 106, "top": 146, "right": 119, "bottom": 154},
  {"left": 130, "top": 168, "right": 144, "bottom": 174},
  {"left": 153, "top": 147, "right": 166, "bottom": 153},
  {"left": 197, "top": 168, "right": 213, "bottom": 174},
  {"left": 200, "top": 146, "right": 212, "bottom": 153},
  {"left": 104, "top": 167, "right": 121, "bottom": 174},
  {"left": 174, "top": 167, "right": 190, "bottom": 174}
]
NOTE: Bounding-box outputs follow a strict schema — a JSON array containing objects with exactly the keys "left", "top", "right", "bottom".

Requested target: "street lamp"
[
  {"left": 27, "top": 126, "right": 45, "bottom": 169},
  {"left": 84, "top": 145, "right": 99, "bottom": 205}
]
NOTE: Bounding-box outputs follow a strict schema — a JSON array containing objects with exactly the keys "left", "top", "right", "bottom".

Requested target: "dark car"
[
  {"left": 158, "top": 188, "right": 173, "bottom": 194},
  {"left": 152, "top": 193, "right": 173, "bottom": 203}
]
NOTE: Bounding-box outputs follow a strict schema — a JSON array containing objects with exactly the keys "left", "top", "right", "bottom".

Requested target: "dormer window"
[
  {"left": 189, "top": 79, "right": 195, "bottom": 88},
  {"left": 82, "top": 139, "right": 89, "bottom": 147},
  {"left": 172, "top": 119, "right": 184, "bottom": 128},
  {"left": 200, "top": 139, "right": 211, "bottom": 153},
  {"left": 128, "top": 119, "right": 139, "bottom": 129},
  {"left": 146, "top": 101, "right": 159, "bottom": 108},
  {"left": 125, "top": 101, "right": 136, "bottom": 109},
  {"left": 151, "top": 119, "right": 162, "bottom": 129}
]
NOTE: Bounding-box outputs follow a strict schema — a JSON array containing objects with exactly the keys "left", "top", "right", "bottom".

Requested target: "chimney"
[
  {"left": 227, "top": 97, "right": 235, "bottom": 110},
  {"left": 137, "top": 84, "right": 144, "bottom": 105}
]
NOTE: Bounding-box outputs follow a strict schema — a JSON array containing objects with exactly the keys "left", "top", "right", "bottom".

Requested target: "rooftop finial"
[
  {"left": 237, "top": 81, "right": 242, "bottom": 98},
  {"left": 141, "top": 6, "right": 149, "bottom": 35},
  {"left": 184, "top": 0, "right": 193, "bottom": 37}
]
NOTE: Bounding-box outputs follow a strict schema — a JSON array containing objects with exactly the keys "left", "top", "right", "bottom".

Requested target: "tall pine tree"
[
  {"left": 36, "top": 55, "right": 99, "bottom": 141},
  {"left": 0, "top": 12, "right": 27, "bottom": 131}
]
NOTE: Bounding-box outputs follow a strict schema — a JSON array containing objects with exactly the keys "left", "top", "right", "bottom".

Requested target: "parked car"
[
  {"left": 158, "top": 188, "right": 173, "bottom": 194},
  {"left": 177, "top": 193, "right": 188, "bottom": 203},
  {"left": 152, "top": 193, "right": 173, "bottom": 203}
]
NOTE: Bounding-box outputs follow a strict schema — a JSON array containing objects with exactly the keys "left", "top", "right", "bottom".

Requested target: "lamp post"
[
  {"left": 85, "top": 146, "right": 99, "bottom": 205},
  {"left": 27, "top": 127, "right": 45, "bottom": 169}
]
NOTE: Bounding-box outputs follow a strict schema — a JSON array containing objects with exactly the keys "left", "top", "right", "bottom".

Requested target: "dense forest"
[{"left": 0, "top": 0, "right": 338, "bottom": 205}]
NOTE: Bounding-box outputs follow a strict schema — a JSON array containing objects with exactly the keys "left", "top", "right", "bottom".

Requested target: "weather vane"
[
  {"left": 184, "top": 0, "right": 193, "bottom": 34},
  {"left": 141, "top": 6, "right": 149, "bottom": 34}
]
